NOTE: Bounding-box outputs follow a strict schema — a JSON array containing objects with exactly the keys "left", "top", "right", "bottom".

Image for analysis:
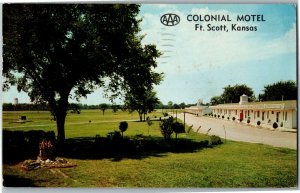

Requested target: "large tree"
[
  {"left": 259, "top": 80, "right": 297, "bottom": 101},
  {"left": 124, "top": 90, "right": 160, "bottom": 122},
  {"left": 3, "top": 4, "right": 162, "bottom": 143},
  {"left": 210, "top": 84, "right": 254, "bottom": 105},
  {"left": 221, "top": 84, "right": 254, "bottom": 103},
  {"left": 99, "top": 103, "right": 110, "bottom": 116}
]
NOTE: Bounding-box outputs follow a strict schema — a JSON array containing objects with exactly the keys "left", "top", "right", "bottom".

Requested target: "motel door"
[{"left": 240, "top": 111, "right": 243, "bottom": 121}]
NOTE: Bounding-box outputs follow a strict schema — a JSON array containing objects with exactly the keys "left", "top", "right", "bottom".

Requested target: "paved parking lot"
[{"left": 177, "top": 113, "right": 297, "bottom": 149}]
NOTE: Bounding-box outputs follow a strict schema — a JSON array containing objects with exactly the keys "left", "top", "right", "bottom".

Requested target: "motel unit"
[
  {"left": 185, "top": 99, "right": 211, "bottom": 116},
  {"left": 209, "top": 94, "right": 297, "bottom": 129}
]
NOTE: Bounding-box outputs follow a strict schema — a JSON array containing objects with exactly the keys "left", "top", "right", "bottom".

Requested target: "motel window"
[
  {"left": 235, "top": 110, "right": 237, "bottom": 115},
  {"left": 257, "top": 111, "right": 260, "bottom": 118},
  {"left": 262, "top": 112, "right": 265, "bottom": 121},
  {"left": 245, "top": 110, "right": 247, "bottom": 118},
  {"left": 267, "top": 111, "right": 269, "bottom": 119}
]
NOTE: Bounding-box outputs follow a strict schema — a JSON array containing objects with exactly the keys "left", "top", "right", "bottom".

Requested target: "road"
[{"left": 177, "top": 113, "right": 297, "bottom": 149}]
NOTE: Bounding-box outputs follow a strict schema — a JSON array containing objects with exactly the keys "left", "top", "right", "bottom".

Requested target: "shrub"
[
  {"left": 247, "top": 119, "right": 250, "bottom": 124},
  {"left": 171, "top": 122, "right": 185, "bottom": 139},
  {"left": 107, "top": 131, "right": 122, "bottom": 141},
  {"left": 159, "top": 117, "right": 174, "bottom": 141},
  {"left": 119, "top": 121, "right": 128, "bottom": 137},
  {"left": 257, "top": 121, "right": 261, "bottom": 126},
  {"left": 163, "top": 112, "right": 168, "bottom": 117},
  {"left": 214, "top": 114, "right": 216, "bottom": 117},
  {"left": 222, "top": 116, "right": 224, "bottom": 119},
  {"left": 227, "top": 117, "right": 229, "bottom": 120},
  {"left": 280, "top": 122, "right": 283, "bottom": 127},
  {"left": 273, "top": 122, "right": 278, "bottom": 129},
  {"left": 232, "top": 117, "right": 236, "bottom": 121},
  {"left": 218, "top": 115, "right": 220, "bottom": 118},
  {"left": 210, "top": 135, "right": 222, "bottom": 145}
]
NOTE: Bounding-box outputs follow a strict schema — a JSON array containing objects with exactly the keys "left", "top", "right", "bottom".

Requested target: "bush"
[
  {"left": 247, "top": 119, "right": 250, "bottom": 124},
  {"left": 222, "top": 116, "right": 224, "bottom": 119},
  {"left": 273, "top": 122, "right": 278, "bottom": 129},
  {"left": 159, "top": 117, "right": 174, "bottom": 141},
  {"left": 119, "top": 121, "right": 128, "bottom": 137},
  {"left": 218, "top": 115, "right": 220, "bottom": 118},
  {"left": 257, "top": 121, "right": 261, "bottom": 126},
  {"left": 232, "top": 117, "right": 236, "bottom": 121},
  {"left": 214, "top": 114, "right": 216, "bottom": 117},
  {"left": 171, "top": 122, "right": 185, "bottom": 139},
  {"left": 227, "top": 117, "right": 229, "bottom": 120},
  {"left": 210, "top": 135, "right": 222, "bottom": 145},
  {"left": 107, "top": 131, "right": 122, "bottom": 141}
]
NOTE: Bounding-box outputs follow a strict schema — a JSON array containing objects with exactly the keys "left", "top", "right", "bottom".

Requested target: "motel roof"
[{"left": 210, "top": 100, "right": 297, "bottom": 111}]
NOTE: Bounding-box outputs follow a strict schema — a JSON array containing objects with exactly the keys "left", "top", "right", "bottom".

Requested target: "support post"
[{"left": 184, "top": 111, "right": 186, "bottom": 130}]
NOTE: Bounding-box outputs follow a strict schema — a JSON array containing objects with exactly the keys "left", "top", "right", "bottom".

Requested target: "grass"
[{"left": 2, "top": 110, "right": 298, "bottom": 188}]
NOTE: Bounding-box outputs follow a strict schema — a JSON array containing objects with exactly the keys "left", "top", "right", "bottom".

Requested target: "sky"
[{"left": 2, "top": 4, "right": 297, "bottom": 105}]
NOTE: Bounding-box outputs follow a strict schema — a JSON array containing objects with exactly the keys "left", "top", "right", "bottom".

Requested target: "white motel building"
[
  {"left": 185, "top": 99, "right": 211, "bottom": 116},
  {"left": 186, "top": 94, "right": 297, "bottom": 130}
]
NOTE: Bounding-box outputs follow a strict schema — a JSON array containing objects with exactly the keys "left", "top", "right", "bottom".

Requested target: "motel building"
[
  {"left": 185, "top": 99, "right": 212, "bottom": 116},
  {"left": 209, "top": 94, "right": 297, "bottom": 130}
]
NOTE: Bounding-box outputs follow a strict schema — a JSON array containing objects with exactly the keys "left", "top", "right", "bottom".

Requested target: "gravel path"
[{"left": 177, "top": 113, "right": 297, "bottom": 149}]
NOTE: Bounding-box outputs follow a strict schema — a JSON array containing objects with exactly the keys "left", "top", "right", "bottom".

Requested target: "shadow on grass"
[
  {"left": 57, "top": 136, "right": 211, "bottom": 161},
  {"left": 3, "top": 130, "right": 213, "bottom": 163},
  {"left": 3, "top": 175, "right": 36, "bottom": 187}
]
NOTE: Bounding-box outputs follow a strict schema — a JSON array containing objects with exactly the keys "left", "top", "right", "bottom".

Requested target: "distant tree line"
[
  {"left": 210, "top": 80, "right": 297, "bottom": 105},
  {"left": 3, "top": 102, "right": 192, "bottom": 112}
]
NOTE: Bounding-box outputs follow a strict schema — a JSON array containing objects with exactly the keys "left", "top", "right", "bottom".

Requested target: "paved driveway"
[{"left": 176, "top": 113, "right": 297, "bottom": 149}]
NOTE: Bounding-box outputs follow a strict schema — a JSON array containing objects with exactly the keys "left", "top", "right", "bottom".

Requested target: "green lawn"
[{"left": 2, "top": 110, "right": 298, "bottom": 188}]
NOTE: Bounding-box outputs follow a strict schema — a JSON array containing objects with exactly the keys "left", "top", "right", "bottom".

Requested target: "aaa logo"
[{"left": 160, "top": 13, "right": 180, "bottom": 26}]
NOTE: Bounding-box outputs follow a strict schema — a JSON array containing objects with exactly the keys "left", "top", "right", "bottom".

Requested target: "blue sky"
[{"left": 2, "top": 4, "right": 297, "bottom": 105}]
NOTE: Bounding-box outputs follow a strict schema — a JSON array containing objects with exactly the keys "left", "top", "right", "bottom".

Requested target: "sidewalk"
[{"left": 177, "top": 113, "right": 297, "bottom": 149}]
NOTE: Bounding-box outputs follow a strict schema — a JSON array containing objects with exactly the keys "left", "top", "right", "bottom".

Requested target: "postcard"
[{"left": 2, "top": 3, "right": 297, "bottom": 189}]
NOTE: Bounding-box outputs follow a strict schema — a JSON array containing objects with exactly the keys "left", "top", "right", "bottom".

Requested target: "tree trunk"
[
  {"left": 56, "top": 109, "right": 67, "bottom": 145},
  {"left": 54, "top": 96, "right": 69, "bottom": 145},
  {"left": 138, "top": 111, "right": 143, "bottom": 122}
]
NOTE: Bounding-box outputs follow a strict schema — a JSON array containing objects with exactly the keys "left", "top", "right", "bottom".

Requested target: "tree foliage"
[
  {"left": 124, "top": 90, "right": 160, "bottom": 121},
  {"left": 210, "top": 84, "right": 254, "bottom": 105},
  {"left": 210, "top": 96, "right": 223, "bottom": 105},
  {"left": 99, "top": 103, "right": 110, "bottom": 116},
  {"left": 3, "top": 4, "right": 162, "bottom": 143},
  {"left": 221, "top": 84, "right": 254, "bottom": 103},
  {"left": 259, "top": 80, "right": 297, "bottom": 101}
]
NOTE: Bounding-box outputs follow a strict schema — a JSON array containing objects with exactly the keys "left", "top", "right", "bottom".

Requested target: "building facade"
[
  {"left": 185, "top": 99, "right": 212, "bottom": 116},
  {"left": 209, "top": 94, "right": 297, "bottom": 129}
]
